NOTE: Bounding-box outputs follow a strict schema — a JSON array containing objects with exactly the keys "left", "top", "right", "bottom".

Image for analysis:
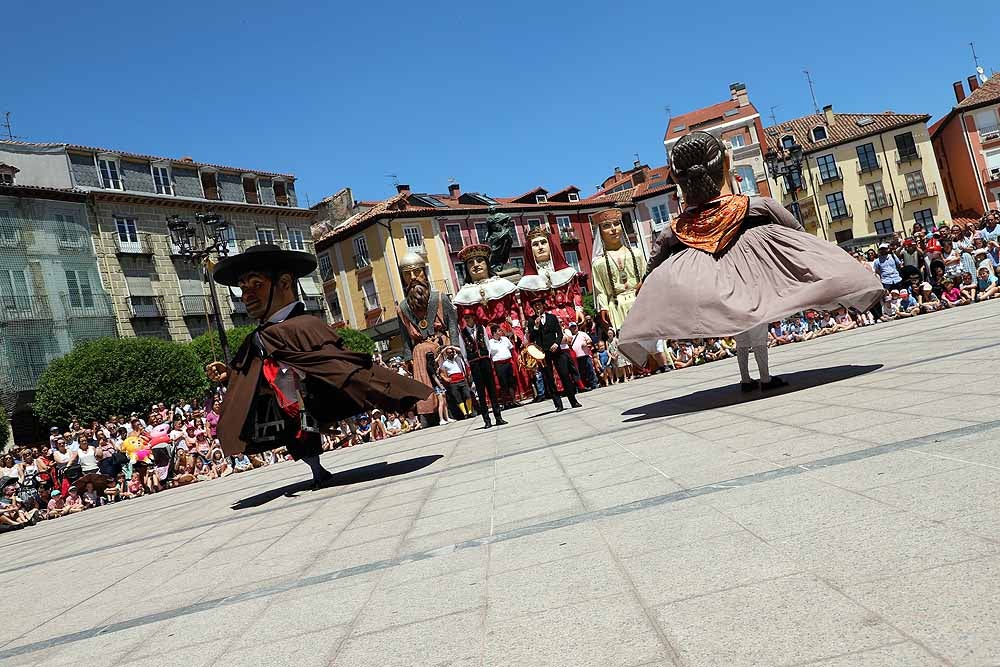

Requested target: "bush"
[
  {"left": 337, "top": 327, "right": 375, "bottom": 355},
  {"left": 188, "top": 325, "right": 255, "bottom": 370},
  {"left": 0, "top": 404, "right": 9, "bottom": 452},
  {"left": 582, "top": 293, "right": 596, "bottom": 317},
  {"left": 34, "top": 337, "right": 208, "bottom": 427}
]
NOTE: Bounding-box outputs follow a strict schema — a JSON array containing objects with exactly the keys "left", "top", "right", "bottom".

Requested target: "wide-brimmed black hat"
[{"left": 213, "top": 244, "right": 317, "bottom": 286}]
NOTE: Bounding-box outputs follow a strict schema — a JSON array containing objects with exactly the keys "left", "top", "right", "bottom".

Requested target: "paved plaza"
[{"left": 5, "top": 303, "right": 1000, "bottom": 666}]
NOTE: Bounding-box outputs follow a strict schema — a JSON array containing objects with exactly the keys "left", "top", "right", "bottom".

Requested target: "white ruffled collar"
[
  {"left": 453, "top": 276, "right": 518, "bottom": 306},
  {"left": 517, "top": 262, "right": 578, "bottom": 292}
]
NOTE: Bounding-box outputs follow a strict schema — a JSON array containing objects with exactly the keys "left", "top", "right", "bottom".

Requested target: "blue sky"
[{"left": 4, "top": 0, "right": 996, "bottom": 206}]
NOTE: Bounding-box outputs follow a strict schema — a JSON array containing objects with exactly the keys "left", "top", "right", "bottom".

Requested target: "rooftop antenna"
[
  {"left": 2, "top": 112, "right": 16, "bottom": 141},
  {"left": 768, "top": 105, "right": 780, "bottom": 126},
  {"left": 664, "top": 105, "right": 671, "bottom": 124},
  {"left": 385, "top": 173, "right": 399, "bottom": 190},
  {"left": 803, "top": 70, "right": 820, "bottom": 115},
  {"left": 971, "top": 42, "right": 989, "bottom": 83},
  {"left": 633, "top": 152, "right": 640, "bottom": 164}
]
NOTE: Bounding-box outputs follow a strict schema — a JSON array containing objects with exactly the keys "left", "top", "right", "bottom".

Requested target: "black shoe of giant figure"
[
  {"left": 569, "top": 399, "right": 582, "bottom": 408},
  {"left": 761, "top": 377, "right": 788, "bottom": 391},
  {"left": 740, "top": 380, "right": 760, "bottom": 393},
  {"left": 312, "top": 470, "right": 334, "bottom": 490},
  {"left": 555, "top": 406, "right": 565, "bottom": 413},
  {"left": 483, "top": 420, "right": 493, "bottom": 429},
  {"left": 495, "top": 417, "right": 509, "bottom": 426}
]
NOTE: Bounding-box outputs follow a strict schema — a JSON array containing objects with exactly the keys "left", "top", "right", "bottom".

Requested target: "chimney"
[
  {"left": 823, "top": 104, "right": 835, "bottom": 125},
  {"left": 633, "top": 159, "right": 641, "bottom": 168},
  {"left": 953, "top": 81, "right": 967, "bottom": 104},
  {"left": 180, "top": 156, "right": 194, "bottom": 163},
  {"left": 395, "top": 183, "right": 410, "bottom": 194},
  {"left": 614, "top": 166, "right": 622, "bottom": 176},
  {"left": 729, "top": 82, "right": 749, "bottom": 108},
  {"left": 448, "top": 182, "right": 461, "bottom": 198},
  {"left": 968, "top": 75, "right": 981, "bottom": 93}
]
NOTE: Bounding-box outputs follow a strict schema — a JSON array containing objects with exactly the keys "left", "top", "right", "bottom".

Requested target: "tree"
[
  {"left": 34, "top": 337, "right": 208, "bottom": 427},
  {"left": 337, "top": 327, "right": 375, "bottom": 355},
  {"left": 188, "top": 326, "right": 255, "bottom": 370},
  {"left": 0, "top": 404, "right": 9, "bottom": 452},
  {"left": 582, "top": 293, "right": 596, "bottom": 317}
]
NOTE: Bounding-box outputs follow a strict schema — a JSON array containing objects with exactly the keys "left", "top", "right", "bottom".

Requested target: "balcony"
[
  {"left": 983, "top": 167, "right": 1000, "bottom": 184},
  {"left": 865, "top": 193, "right": 895, "bottom": 214},
  {"left": 898, "top": 182, "right": 939, "bottom": 205},
  {"left": 731, "top": 142, "right": 761, "bottom": 161},
  {"left": 818, "top": 167, "right": 844, "bottom": 185},
  {"left": 895, "top": 146, "right": 921, "bottom": 166},
  {"left": 57, "top": 235, "right": 87, "bottom": 252},
  {"left": 559, "top": 229, "right": 579, "bottom": 244},
  {"left": 857, "top": 156, "right": 882, "bottom": 175},
  {"left": 180, "top": 294, "right": 208, "bottom": 316},
  {"left": 127, "top": 296, "right": 165, "bottom": 319},
  {"left": 354, "top": 254, "right": 372, "bottom": 271},
  {"left": 979, "top": 123, "right": 1000, "bottom": 143},
  {"left": 113, "top": 233, "right": 153, "bottom": 255},
  {"left": 302, "top": 295, "right": 325, "bottom": 312},
  {"left": 0, "top": 227, "right": 24, "bottom": 249},
  {"left": 60, "top": 293, "right": 113, "bottom": 318},
  {"left": 0, "top": 295, "right": 52, "bottom": 322},
  {"left": 823, "top": 204, "right": 854, "bottom": 225}
]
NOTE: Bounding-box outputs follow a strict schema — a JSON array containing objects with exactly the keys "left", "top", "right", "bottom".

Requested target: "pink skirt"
[{"left": 619, "top": 225, "right": 882, "bottom": 357}]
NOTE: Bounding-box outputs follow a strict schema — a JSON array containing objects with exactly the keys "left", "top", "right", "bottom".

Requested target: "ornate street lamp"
[
  {"left": 167, "top": 212, "right": 232, "bottom": 363},
  {"left": 764, "top": 141, "right": 805, "bottom": 225}
]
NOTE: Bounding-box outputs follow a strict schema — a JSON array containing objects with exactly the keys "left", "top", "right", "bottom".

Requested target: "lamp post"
[
  {"left": 167, "top": 212, "right": 232, "bottom": 364},
  {"left": 764, "top": 141, "right": 805, "bottom": 225}
]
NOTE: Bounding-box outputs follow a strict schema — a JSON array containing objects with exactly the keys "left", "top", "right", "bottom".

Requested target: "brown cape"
[{"left": 217, "top": 311, "right": 432, "bottom": 456}]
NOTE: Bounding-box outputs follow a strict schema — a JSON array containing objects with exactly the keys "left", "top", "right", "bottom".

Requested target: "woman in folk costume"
[
  {"left": 517, "top": 224, "right": 584, "bottom": 327},
  {"left": 591, "top": 208, "right": 643, "bottom": 333},
  {"left": 619, "top": 131, "right": 882, "bottom": 391},
  {"left": 206, "top": 244, "right": 431, "bottom": 488}
]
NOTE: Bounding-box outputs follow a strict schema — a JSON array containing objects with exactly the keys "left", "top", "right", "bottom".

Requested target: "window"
[
  {"left": 816, "top": 154, "right": 839, "bottom": 182},
  {"left": 318, "top": 254, "right": 333, "bottom": 281},
  {"left": 475, "top": 222, "right": 489, "bottom": 243},
  {"left": 567, "top": 192, "right": 580, "bottom": 202},
  {"left": 811, "top": 126, "right": 828, "bottom": 141},
  {"left": 353, "top": 236, "right": 370, "bottom": 267},
  {"left": 53, "top": 213, "right": 80, "bottom": 244},
  {"left": 786, "top": 169, "right": 802, "bottom": 192},
  {"left": 0, "top": 269, "right": 30, "bottom": 311},
  {"left": 787, "top": 202, "right": 801, "bottom": 221},
  {"left": 0, "top": 170, "right": 14, "bottom": 185},
  {"left": 526, "top": 218, "right": 542, "bottom": 231},
  {"left": 866, "top": 182, "right": 889, "bottom": 209},
  {"left": 564, "top": 250, "right": 580, "bottom": 272},
  {"left": 152, "top": 165, "right": 172, "bottom": 195},
  {"left": 510, "top": 256, "right": 524, "bottom": 272},
  {"left": 403, "top": 225, "right": 423, "bottom": 249},
  {"left": 115, "top": 217, "right": 138, "bottom": 243},
  {"left": 914, "top": 209, "right": 934, "bottom": 228},
  {"left": 200, "top": 171, "right": 219, "bottom": 200},
  {"left": 223, "top": 226, "right": 238, "bottom": 254},
  {"left": 287, "top": 228, "right": 305, "bottom": 251},
  {"left": 651, "top": 204, "right": 670, "bottom": 228},
  {"left": 621, "top": 211, "right": 636, "bottom": 235},
  {"left": 555, "top": 216, "right": 572, "bottom": 231},
  {"left": 273, "top": 180, "right": 289, "bottom": 206},
  {"left": 826, "top": 192, "right": 848, "bottom": 219},
  {"left": 728, "top": 134, "right": 746, "bottom": 149},
  {"left": 328, "top": 291, "right": 343, "bottom": 321},
  {"left": 857, "top": 143, "right": 879, "bottom": 172},
  {"left": 895, "top": 132, "right": 918, "bottom": 161},
  {"left": 834, "top": 229, "right": 854, "bottom": 244},
  {"left": 361, "top": 279, "right": 379, "bottom": 310},
  {"left": 454, "top": 262, "right": 468, "bottom": 285},
  {"left": 781, "top": 135, "right": 796, "bottom": 149},
  {"left": 98, "top": 158, "right": 122, "bottom": 189},
  {"left": 874, "top": 219, "right": 894, "bottom": 235},
  {"left": 445, "top": 224, "right": 463, "bottom": 252},
  {"left": 905, "top": 171, "right": 927, "bottom": 198},
  {"left": 736, "top": 165, "right": 758, "bottom": 194},
  {"left": 243, "top": 177, "right": 260, "bottom": 204},
  {"left": 535, "top": 194, "right": 547, "bottom": 204},
  {"left": 256, "top": 228, "right": 276, "bottom": 245}
]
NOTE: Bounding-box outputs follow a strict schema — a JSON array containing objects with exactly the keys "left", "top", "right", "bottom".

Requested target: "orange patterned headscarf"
[{"left": 671, "top": 194, "right": 750, "bottom": 254}]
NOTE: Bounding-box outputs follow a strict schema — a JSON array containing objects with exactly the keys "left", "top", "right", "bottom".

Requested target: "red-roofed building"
[
  {"left": 930, "top": 73, "right": 1000, "bottom": 217},
  {"left": 664, "top": 83, "right": 772, "bottom": 201},
  {"left": 586, "top": 160, "right": 679, "bottom": 259}
]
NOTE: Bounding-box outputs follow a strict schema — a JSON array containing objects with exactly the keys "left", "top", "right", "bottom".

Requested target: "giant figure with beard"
[{"left": 396, "top": 251, "right": 461, "bottom": 421}]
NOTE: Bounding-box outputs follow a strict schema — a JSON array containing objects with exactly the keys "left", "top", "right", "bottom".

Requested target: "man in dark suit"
[
  {"left": 458, "top": 311, "right": 507, "bottom": 428},
  {"left": 527, "top": 295, "right": 582, "bottom": 412}
]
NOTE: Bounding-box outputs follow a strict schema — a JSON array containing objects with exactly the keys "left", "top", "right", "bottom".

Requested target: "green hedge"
[
  {"left": 582, "top": 293, "right": 596, "bottom": 317},
  {"left": 0, "top": 404, "right": 9, "bottom": 452},
  {"left": 188, "top": 325, "right": 256, "bottom": 370},
  {"left": 34, "top": 337, "right": 208, "bottom": 427},
  {"left": 337, "top": 327, "right": 375, "bottom": 355}
]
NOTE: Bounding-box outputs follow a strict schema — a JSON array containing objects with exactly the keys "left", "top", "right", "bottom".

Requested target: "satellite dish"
[{"left": 978, "top": 66, "right": 988, "bottom": 83}]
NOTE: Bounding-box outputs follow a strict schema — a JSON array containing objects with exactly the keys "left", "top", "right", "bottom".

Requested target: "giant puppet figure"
[
  {"left": 396, "top": 251, "right": 461, "bottom": 421},
  {"left": 206, "top": 244, "right": 431, "bottom": 488},
  {"left": 591, "top": 208, "right": 643, "bottom": 333},
  {"left": 517, "top": 223, "right": 583, "bottom": 327}
]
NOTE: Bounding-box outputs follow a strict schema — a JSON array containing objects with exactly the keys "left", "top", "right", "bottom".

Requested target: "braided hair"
[
  {"left": 603, "top": 240, "right": 640, "bottom": 306},
  {"left": 670, "top": 131, "right": 726, "bottom": 208}
]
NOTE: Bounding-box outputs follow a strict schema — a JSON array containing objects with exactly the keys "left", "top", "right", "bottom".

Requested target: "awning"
[
  {"left": 125, "top": 275, "right": 155, "bottom": 297},
  {"left": 299, "top": 276, "right": 322, "bottom": 296},
  {"left": 178, "top": 277, "right": 204, "bottom": 297},
  {"left": 362, "top": 317, "right": 400, "bottom": 342}
]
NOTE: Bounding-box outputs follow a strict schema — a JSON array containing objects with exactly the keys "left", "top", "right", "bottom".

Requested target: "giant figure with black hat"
[{"left": 206, "top": 244, "right": 432, "bottom": 487}]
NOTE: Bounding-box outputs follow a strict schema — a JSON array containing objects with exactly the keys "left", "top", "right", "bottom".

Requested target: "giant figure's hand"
[{"left": 206, "top": 362, "right": 229, "bottom": 383}]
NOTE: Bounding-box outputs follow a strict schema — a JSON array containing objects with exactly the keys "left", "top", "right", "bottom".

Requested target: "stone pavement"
[{"left": 4, "top": 302, "right": 1000, "bottom": 666}]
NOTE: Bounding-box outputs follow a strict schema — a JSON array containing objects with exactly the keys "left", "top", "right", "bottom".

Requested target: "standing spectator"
[
  {"left": 568, "top": 322, "right": 599, "bottom": 390},
  {"left": 872, "top": 243, "right": 904, "bottom": 291},
  {"left": 487, "top": 327, "right": 517, "bottom": 408},
  {"left": 595, "top": 341, "right": 613, "bottom": 386},
  {"left": 76, "top": 439, "right": 99, "bottom": 475},
  {"left": 424, "top": 348, "right": 452, "bottom": 425},
  {"left": 898, "top": 238, "right": 924, "bottom": 278},
  {"left": 607, "top": 329, "right": 633, "bottom": 382},
  {"left": 439, "top": 346, "right": 472, "bottom": 420}
]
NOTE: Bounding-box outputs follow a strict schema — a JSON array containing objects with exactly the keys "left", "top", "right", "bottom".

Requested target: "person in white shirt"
[
  {"left": 567, "top": 322, "right": 598, "bottom": 390},
  {"left": 438, "top": 346, "right": 472, "bottom": 420},
  {"left": 487, "top": 327, "right": 517, "bottom": 408}
]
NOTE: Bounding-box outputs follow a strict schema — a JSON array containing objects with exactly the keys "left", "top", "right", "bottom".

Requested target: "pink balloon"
[
  {"left": 135, "top": 449, "right": 151, "bottom": 461},
  {"left": 148, "top": 434, "right": 170, "bottom": 447}
]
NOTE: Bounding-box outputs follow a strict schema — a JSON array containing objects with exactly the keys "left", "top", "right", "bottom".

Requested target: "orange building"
[{"left": 930, "top": 74, "right": 1000, "bottom": 217}]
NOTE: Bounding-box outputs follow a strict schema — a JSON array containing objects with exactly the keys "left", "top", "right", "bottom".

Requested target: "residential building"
[
  {"left": 764, "top": 107, "right": 950, "bottom": 247},
  {"left": 664, "top": 82, "right": 772, "bottom": 202},
  {"left": 313, "top": 182, "right": 612, "bottom": 354},
  {"left": 587, "top": 160, "right": 679, "bottom": 256},
  {"left": 0, "top": 140, "right": 325, "bottom": 342},
  {"left": 0, "top": 180, "right": 116, "bottom": 443},
  {"left": 930, "top": 74, "right": 1000, "bottom": 216}
]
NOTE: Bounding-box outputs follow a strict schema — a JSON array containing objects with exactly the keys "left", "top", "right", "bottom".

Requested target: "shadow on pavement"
[
  {"left": 230, "top": 454, "right": 444, "bottom": 510},
  {"left": 621, "top": 364, "right": 882, "bottom": 423}
]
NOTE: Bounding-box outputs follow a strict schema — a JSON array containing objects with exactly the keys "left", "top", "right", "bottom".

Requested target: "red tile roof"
[
  {"left": 586, "top": 165, "right": 675, "bottom": 205},
  {"left": 764, "top": 112, "right": 930, "bottom": 153},
  {"left": 0, "top": 140, "right": 295, "bottom": 179},
  {"left": 664, "top": 100, "right": 758, "bottom": 142},
  {"left": 957, "top": 74, "right": 1000, "bottom": 110}
]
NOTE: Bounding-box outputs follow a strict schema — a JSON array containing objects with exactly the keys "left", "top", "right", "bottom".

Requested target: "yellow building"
[
  {"left": 765, "top": 106, "right": 951, "bottom": 247},
  {"left": 313, "top": 187, "right": 455, "bottom": 353}
]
